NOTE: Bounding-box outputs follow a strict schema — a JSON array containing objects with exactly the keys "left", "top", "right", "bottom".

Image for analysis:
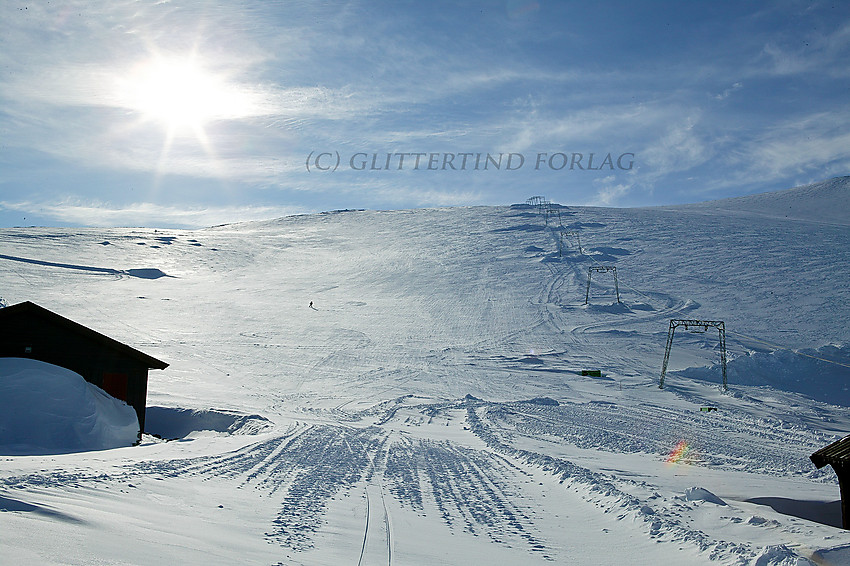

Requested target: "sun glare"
[
  {"left": 118, "top": 55, "right": 252, "bottom": 134},
  {"left": 110, "top": 52, "right": 263, "bottom": 189}
]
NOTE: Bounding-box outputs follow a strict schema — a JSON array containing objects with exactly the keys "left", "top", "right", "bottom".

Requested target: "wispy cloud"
[
  {"left": 643, "top": 116, "right": 713, "bottom": 175},
  {"left": 588, "top": 177, "right": 635, "bottom": 207},
  {"left": 0, "top": 199, "right": 302, "bottom": 228},
  {"left": 752, "top": 19, "right": 850, "bottom": 78},
  {"left": 730, "top": 111, "right": 850, "bottom": 185},
  {"left": 714, "top": 82, "right": 743, "bottom": 101},
  {"left": 365, "top": 185, "right": 485, "bottom": 208},
  {"left": 0, "top": 1, "right": 378, "bottom": 184}
]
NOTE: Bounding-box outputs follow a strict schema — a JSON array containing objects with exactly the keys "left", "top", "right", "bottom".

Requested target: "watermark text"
[{"left": 305, "top": 151, "right": 635, "bottom": 172}]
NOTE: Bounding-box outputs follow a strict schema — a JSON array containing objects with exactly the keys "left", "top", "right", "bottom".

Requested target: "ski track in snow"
[
  {"left": 1, "top": 393, "right": 835, "bottom": 563},
  {"left": 483, "top": 399, "right": 832, "bottom": 478},
  {"left": 1, "top": 415, "right": 555, "bottom": 558}
]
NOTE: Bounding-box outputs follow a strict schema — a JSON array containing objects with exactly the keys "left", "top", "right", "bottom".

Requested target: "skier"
[{"left": 309, "top": 301, "right": 313, "bottom": 309}]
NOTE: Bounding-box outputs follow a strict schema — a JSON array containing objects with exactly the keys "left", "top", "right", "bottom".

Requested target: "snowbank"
[
  {"left": 144, "top": 406, "right": 273, "bottom": 439},
  {"left": 812, "top": 544, "right": 850, "bottom": 565},
  {"left": 677, "top": 344, "right": 850, "bottom": 405},
  {"left": 751, "top": 544, "right": 816, "bottom": 566},
  {"left": 0, "top": 358, "right": 139, "bottom": 455},
  {"left": 683, "top": 487, "right": 726, "bottom": 506}
]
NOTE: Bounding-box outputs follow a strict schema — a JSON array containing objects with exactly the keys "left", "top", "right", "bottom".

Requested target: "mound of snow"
[
  {"left": 524, "top": 397, "right": 560, "bottom": 406},
  {"left": 812, "top": 544, "right": 850, "bottom": 565},
  {"left": 123, "top": 268, "right": 171, "bottom": 279},
  {"left": 678, "top": 345, "right": 850, "bottom": 405},
  {"left": 144, "top": 406, "right": 273, "bottom": 439},
  {"left": 683, "top": 487, "right": 726, "bottom": 506},
  {"left": 751, "top": 544, "right": 814, "bottom": 566},
  {"left": 0, "top": 358, "right": 139, "bottom": 455},
  {"left": 584, "top": 302, "right": 631, "bottom": 314}
]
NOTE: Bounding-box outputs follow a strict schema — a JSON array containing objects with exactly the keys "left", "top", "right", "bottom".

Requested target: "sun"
[
  {"left": 112, "top": 51, "right": 262, "bottom": 183},
  {"left": 117, "top": 55, "right": 252, "bottom": 135},
  {"left": 110, "top": 52, "right": 262, "bottom": 190}
]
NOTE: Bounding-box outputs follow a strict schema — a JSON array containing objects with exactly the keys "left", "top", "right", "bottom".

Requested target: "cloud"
[
  {"left": 651, "top": 109, "right": 850, "bottom": 200},
  {"left": 756, "top": 21, "right": 850, "bottom": 78},
  {"left": 588, "top": 177, "right": 634, "bottom": 206},
  {"left": 0, "top": 1, "right": 378, "bottom": 184},
  {"left": 734, "top": 112, "right": 850, "bottom": 183},
  {"left": 367, "top": 186, "right": 485, "bottom": 208},
  {"left": 714, "top": 82, "right": 743, "bottom": 101},
  {"left": 0, "top": 199, "right": 303, "bottom": 229},
  {"left": 642, "top": 117, "right": 712, "bottom": 175}
]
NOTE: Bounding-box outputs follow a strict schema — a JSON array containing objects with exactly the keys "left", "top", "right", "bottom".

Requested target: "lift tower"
[
  {"left": 659, "top": 319, "right": 727, "bottom": 391},
  {"left": 585, "top": 266, "right": 620, "bottom": 304}
]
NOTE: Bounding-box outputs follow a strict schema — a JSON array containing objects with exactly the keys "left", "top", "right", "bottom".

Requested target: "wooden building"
[
  {"left": 811, "top": 435, "right": 850, "bottom": 529},
  {"left": 0, "top": 301, "right": 167, "bottom": 433}
]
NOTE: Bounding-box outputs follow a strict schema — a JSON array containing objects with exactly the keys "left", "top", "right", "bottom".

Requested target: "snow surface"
[
  {"left": 0, "top": 358, "right": 139, "bottom": 455},
  {"left": 1, "top": 177, "right": 850, "bottom": 564}
]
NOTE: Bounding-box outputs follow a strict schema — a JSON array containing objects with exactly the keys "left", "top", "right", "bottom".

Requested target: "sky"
[{"left": 1, "top": 0, "right": 848, "bottom": 228}]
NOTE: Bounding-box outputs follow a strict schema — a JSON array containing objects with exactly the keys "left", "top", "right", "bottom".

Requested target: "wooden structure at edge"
[
  {"left": 0, "top": 301, "right": 168, "bottom": 433},
  {"left": 811, "top": 435, "right": 850, "bottom": 529}
]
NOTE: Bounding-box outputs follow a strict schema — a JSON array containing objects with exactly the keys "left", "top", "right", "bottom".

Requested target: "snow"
[
  {"left": 1, "top": 177, "right": 850, "bottom": 564},
  {"left": 678, "top": 176, "right": 850, "bottom": 226},
  {"left": 683, "top": 487, "right": 727, "bottom": 506},
  {"left": 144, "top": 406, "right": 273, "bottom": 439},
  {"left": 0, "top": 358, "right": 139, "bottom": 455},
  {"left": 679, "top": 345, "right": 850, "bottom": 405},
  {"left": 813, "top": 544, "right": 850, "bottom": 565}
]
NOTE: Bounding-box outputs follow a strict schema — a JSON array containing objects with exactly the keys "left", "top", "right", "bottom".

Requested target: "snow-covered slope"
[
  {"left": 675, "top": 176, "right": 850, "bottom": 225},
  {"left": 1, "top": 177, "right": 849, "bottom": 564}
]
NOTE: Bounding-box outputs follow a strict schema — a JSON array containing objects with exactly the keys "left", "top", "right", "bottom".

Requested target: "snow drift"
[
  {"left": 678, "top": 344, "right": 850, "bottom": 405},
  {"left": 144, "top": 406, "right": 273, "bottom": 439},
  {"left": 0, "top": 358, "right": 139, "bottom": 455}
]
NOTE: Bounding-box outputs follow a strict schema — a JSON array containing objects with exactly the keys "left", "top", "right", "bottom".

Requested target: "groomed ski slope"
[{"left": 1, "top": 177, "right": 850, "bottom": 565}]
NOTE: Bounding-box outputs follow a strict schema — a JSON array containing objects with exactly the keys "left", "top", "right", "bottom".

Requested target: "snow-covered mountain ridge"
[{"left": 667, "top": 176, "right": 850, "bottom": 225}]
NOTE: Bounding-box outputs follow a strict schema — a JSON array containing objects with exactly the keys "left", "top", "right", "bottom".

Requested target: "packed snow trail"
[
  {"left": 0, "top": 403, "right": 750, "bottom": 564},
  {"left": 358, "top": 483, "right": 392, "bottom": 566}
]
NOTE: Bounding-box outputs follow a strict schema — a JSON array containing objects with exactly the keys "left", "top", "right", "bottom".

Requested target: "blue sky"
[{"left": 1, "top": 1, "right": 848, "bottom": 228}]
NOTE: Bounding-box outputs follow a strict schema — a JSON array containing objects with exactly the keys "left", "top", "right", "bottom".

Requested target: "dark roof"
[
  {"left": 0, "top": 301, "right": 168, "bottom": 370},
  {"left": 811, "top": 435, "right": 850, "bottom": 469}
]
